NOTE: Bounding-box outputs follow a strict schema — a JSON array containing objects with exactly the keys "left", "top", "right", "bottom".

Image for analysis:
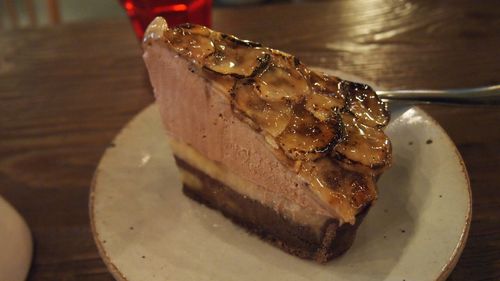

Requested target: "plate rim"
[
  {"left": 89, "top": 103, "right": 472, "bottom": 281},
  {"left": 421, "top": 107, "right": 472, "bottom": 281},
  {"left": 90, "top": 173, "right": 128, "bottom": 281}
]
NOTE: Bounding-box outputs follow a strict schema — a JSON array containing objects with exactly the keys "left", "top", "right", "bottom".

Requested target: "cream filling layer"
[{"left": 169, "top": 137, "right": 329, "bottom": 233}]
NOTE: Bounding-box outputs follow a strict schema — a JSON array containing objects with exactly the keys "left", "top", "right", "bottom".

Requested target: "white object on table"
[{"left": 0, "top": 196, "right": 32, "bottom": 281}]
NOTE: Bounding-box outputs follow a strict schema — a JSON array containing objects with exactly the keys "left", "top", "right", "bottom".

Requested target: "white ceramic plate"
[
  {"left": 0, "top": 196, "right": 32, "bottom": 281},
  {"left": 90, "top": 100, "right": 471, "bottom": 281}
]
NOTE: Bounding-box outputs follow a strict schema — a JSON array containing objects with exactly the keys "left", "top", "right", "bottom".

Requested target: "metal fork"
[{"left": 377, "top": 85, "right": 500, "bottom": 105}]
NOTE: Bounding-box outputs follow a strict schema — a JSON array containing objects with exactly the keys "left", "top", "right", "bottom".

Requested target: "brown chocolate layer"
[{"left": 174, "top": 156, "right": 369, "bottom": 263}]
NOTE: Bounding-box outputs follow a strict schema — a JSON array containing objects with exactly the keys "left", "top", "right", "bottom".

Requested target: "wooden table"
[{"left": 1, "top": 1, "right": 499, "bottom": 280}]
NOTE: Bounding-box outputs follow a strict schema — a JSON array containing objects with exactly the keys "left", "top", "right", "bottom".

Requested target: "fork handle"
[{"left": 377, "top": 85, "right": 500, "bottom": 105}]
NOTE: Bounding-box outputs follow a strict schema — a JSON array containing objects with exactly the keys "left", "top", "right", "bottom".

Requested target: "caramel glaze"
[{"left": 148, "top": 22, "right": 392, "bottom": 224}]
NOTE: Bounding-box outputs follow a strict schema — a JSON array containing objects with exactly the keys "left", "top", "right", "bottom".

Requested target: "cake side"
[{"left": 168, "top": 137, "right": 329, "bottom": 230}]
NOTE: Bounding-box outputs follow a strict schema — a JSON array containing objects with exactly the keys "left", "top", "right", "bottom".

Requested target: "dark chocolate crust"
[{"left": 174, "top": 156, "right": 369, "bottom": 263}]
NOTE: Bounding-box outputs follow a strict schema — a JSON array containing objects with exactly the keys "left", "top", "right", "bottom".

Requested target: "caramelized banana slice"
[
  {"left": 203, "top": 33, "right": 270, "bottom": 77},
  {"left": 255, "top": 64, "right": 309, "bottom": 103},
  {"left": 305, "top": 158, "right": 377, "bottom": 210},
  {"left": 310, "top": 71, "right": 343, "bottom": 97},
  {"left": 253, "top": 54, "right": 309, "bottom": 103},
  {"left": 204, "top": 47, "right": 270, "bottom": 78},
  {"left": 164, "top": 24, "right": 215, "bottom": 60},
  {"left": 342, "top": 81, "right": 389, "bottom": 127},
  {"left": 304, "top": 92, "right": 345, "bottom": 121},
  {"left": 232, "top": 80, "right": 292, "bottom": 137},
  {"left": 177, "top": 23, "right": 212, "bottom": 36},
  {"left": 334, "top": 113, "right": 391, "bottom": 168},
  {"left": 277, "top": 103, "right": 340, "bottom": 161},
  {"left": 304, "top": 72, "right": 345, "bottom": 121}
]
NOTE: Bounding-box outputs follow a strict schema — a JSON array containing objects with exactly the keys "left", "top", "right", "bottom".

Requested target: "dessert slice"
[{"left": 142, "top": 17, "right": 391, "bottom": 263}]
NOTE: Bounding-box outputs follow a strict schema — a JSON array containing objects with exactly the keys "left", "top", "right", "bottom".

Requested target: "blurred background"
[
  {"left": 0, "top": 1, "right": 499, "bottom": 280},
  {"left": 1, "top": 0, "right": 123, "bottom": 28},
  {"left": 0, "top": 0, "right": 291, "bottom": 29}
]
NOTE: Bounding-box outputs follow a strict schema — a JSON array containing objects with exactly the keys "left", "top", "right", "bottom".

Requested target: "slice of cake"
[{"left": 142, "top": 17, "right": 391, "bottom": 263}]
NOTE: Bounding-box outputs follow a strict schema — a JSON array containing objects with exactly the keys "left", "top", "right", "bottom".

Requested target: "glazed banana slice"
[
  {"left": 204, "top": 46, "right": 269, "bottom": 78},
  {"left": 277, "top": 103, "right": 341, "bottom": 161},
  {"left": 306, "top": 157, "right": 377, "bottom": 209},
  {"left": 255, "top": 64, "right": 309, "bottom": 103},
  {"left": 334, "top": 113, "right": 391, "bottom": 168},
  {"left": 204, "top": 33, "right": 270, "bottom": 78},
  {"left": 164, "top": 24, "right": 215, "bottom": 60},
  {"left": 342, "top": 81, "right": 389, "bottom": 128},
  {"left": 304, "top": 92, "right": 344, "bottom": 121},
  {"left": 232, "top": 80, "right": 293, "bottom": 138},
  {"left": 304, "top": 71, "right": 345, "bottom": 121}
]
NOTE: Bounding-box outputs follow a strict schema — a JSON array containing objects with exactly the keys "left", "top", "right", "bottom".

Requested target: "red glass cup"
[{"left": 119, "top": 0, "right": 212, "bottom": 40}]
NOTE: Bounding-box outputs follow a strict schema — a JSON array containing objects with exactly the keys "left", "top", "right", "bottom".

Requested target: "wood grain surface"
[{"left": 0, "top": 1, "right": 499, "bottom": 280}]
